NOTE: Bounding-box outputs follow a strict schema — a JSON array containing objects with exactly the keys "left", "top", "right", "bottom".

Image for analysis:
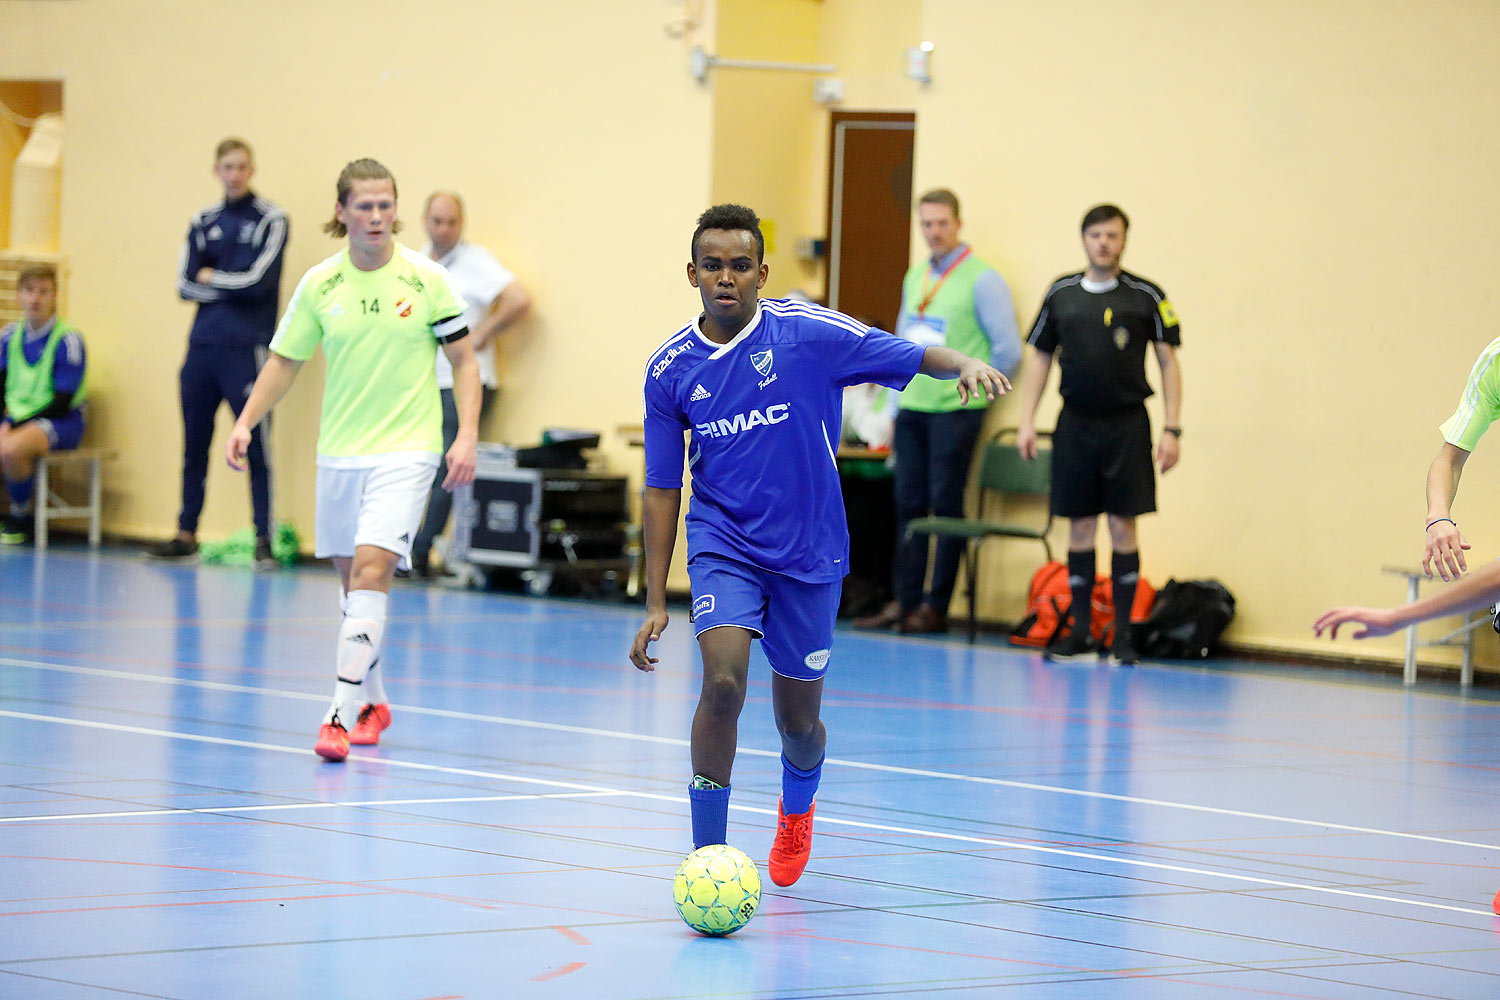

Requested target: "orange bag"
[
  {"left": 1091, "top": 575, "right": 1157, "bottom": 645},
  {"left": 1008, "top": 562, "right": 1073, "bottom": 647}
]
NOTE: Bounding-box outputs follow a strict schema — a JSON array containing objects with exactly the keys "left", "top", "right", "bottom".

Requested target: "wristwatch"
[{"left": 1164, "top": 426, "right": 1183, "bottom": 438}]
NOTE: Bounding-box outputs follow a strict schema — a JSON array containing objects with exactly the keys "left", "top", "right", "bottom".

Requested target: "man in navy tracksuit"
[{"left": 151, "top": 138, "right": 287, "bottom": 566}]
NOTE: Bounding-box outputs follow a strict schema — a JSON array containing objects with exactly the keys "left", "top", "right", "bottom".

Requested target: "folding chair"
[{"left": 905, "top": 428, "right": 1053, "bottom": 643}]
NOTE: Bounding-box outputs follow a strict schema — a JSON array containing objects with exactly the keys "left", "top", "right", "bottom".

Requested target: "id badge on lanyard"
[
  {"left": 904, "top": 317, "right": 947, "bottom": 348},
  {"left": 911, "top": 246, "right": 971, "bottom": 348}
]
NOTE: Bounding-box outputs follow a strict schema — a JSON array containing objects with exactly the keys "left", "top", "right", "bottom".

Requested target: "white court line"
[
  {"left": 0, "top": 707, "right": 1492, "bottom": 919},
  {"left": 0, "top": 790, "right": 624, "bottom": 825},
  {"left": 3, "top": 655, "right": 1498, "bottom": 852}
]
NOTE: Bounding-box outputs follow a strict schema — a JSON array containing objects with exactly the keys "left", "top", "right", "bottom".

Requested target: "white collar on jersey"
[
  {"left": 694, "top": 302, "right": 765, "bottom": 360},
  {"left": 1080, "top": 275, "right": 1120, "bottom": 294}
]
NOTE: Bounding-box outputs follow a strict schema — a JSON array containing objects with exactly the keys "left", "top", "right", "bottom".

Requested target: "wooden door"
[{"left": 825, "top": 111, "right": 915, "bottom": 333}]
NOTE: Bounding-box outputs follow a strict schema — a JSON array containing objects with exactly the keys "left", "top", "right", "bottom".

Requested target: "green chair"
[{"left": 904, "top": 428, "right": 1054, "bottom": 643}]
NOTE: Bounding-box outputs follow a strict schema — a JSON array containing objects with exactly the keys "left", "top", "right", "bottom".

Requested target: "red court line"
[
  {"left": 530, "top": 962, "right": 586, "bottom": 983},
  {"left": 773, "top": 927, "right": 1336, "bottom": 998},
  {"left": 0, "top": 854, "right": 671, "bottom": 925},
  {"left": 0, "top": 890, "right": 374, "bottom": 918},
  {"left": 551, "top": 925, "right": 591, "bottom": 945}
]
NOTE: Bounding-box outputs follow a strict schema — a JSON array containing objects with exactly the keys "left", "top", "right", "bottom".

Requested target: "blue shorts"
[
  {"left": 688, "top": 554, "right": 840, "bottom": 681},
  {"left": 15, "top": 411, "right": 85, "bottom": 451}
]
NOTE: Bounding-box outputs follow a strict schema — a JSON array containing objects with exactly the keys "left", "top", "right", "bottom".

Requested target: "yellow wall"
[
  {"left": 714, "top": 0, "right": 1500, "bottom": 669},
  {"left": 5, "top": 0, "right": 1497, "bottom": 670},
  {"left": 710, "top": 0, "right": 824, "bottom": 297},
  {"left": 910, "top": 0, "right": 1500, "bottom": 666},
  {"left": 0, "top": 0, "right": 714, "bottom": 546}
]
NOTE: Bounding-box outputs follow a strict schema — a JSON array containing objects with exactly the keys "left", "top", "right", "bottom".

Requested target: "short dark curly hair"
[{"left": 691, "top": 203, "right": 764, "bottom": 263}]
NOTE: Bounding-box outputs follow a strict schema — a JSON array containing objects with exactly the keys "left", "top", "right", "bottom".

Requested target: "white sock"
[
  {"left": 365, "top": 656, "right": 389, "bottom": 706},
  {"left": 324, "top": 590, "right": 388, "bottom": 728}
]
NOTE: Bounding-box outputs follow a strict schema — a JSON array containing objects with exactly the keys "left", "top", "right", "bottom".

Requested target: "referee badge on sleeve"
[{"left": 1158, "top": 299, "right": 1180, "bottom": 327}]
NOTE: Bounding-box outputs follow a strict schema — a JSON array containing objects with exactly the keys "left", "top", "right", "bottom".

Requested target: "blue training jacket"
[{"left": 177, "top": 192, "right": 288, "bottom": 348}]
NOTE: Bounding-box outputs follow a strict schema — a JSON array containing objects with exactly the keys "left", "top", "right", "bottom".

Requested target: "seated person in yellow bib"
[
  {"left": 0, "top": 264, "right": 88, "bottom": 546},
  {"left": 226, "top": 158, "right": 481, "bottom": 762}
]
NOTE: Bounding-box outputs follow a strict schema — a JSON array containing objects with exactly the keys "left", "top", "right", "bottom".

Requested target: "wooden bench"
[
  {"left": 34, "top": 448, "right": 115, "bottom": 549},
  {"left": 1381, "top": 565, "right": 1480, "bottom": 687}
]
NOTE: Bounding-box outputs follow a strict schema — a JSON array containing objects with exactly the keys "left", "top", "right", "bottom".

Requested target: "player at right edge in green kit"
[{"left": 1320, "top": 332, "right": 1500, "bottom": 644}]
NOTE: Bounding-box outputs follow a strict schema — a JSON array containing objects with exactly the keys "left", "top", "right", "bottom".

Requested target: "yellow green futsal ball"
[{"left": 672, "top": 844, "right": 762, "bottom": 935}]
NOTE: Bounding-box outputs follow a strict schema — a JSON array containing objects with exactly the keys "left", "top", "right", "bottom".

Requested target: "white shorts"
[{"left": 315, "top": 456, "right": 440, "bottom": 567}]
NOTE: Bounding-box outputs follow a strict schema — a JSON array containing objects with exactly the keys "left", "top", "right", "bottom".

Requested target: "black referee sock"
[
  {"left": 1067, "top": 550, "right": 1095, "bottom": 639},
  {"left": 1112, "top": 550, "right": 1140, "bottom": 644}
]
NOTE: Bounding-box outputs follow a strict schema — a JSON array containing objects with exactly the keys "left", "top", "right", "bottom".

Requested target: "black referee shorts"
[{"left": 1049, "top": 405, "right": 1156, "bottom": 518}]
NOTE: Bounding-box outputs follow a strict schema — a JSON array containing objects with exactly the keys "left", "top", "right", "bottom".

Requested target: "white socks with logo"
[{"left": 324, "top": 589, "right": 388, "bottom": 728}]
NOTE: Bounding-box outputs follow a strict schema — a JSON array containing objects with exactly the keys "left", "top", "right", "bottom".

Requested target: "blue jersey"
[{"left": 644, "top": 298, "right": 925, "bottom": 582}]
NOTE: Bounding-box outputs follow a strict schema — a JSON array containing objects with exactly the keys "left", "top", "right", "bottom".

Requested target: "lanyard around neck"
[{"left": 917, "top": 246, "right": 971, "bottom": 316}]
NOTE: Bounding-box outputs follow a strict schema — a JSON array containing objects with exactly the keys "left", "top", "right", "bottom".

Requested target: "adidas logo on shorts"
[
  {"left": 398, "top": 532, "right": 410, "bottom": 543},
  {"left": 349, "top": 632, "right": 372, "bottom": 645},
  {"left": 690, "top": 384, "right": 712, "bottom": 401}
]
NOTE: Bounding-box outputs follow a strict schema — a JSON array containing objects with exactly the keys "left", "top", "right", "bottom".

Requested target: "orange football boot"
[{"left": 769, "top": 798, "right": 815, "bottom": 886}]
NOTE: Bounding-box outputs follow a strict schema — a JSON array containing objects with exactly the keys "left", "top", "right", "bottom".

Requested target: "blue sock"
[
  {"left": 688, "top": 781, "right": 731, "bottom": 849},
  {"left": 6, "top": 477, "right": 33, "bottom": 511},
  {"left": 781, "top": 754, "right": 823, "bottom": 815}
]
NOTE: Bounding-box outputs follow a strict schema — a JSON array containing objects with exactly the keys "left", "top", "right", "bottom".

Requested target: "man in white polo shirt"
[{"left": 411, "top": 190, "right": 532, "bottom": 577}]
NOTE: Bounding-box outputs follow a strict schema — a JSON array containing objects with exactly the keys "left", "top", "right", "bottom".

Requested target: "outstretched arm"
[
  {"left": 919, "top": 345, "right": 1010, "bottom": 406},
  {"left": 630, "top": 486, "right": 683, "bottom": 671},
  {"left": 1423, "top": 442, "right": 1470, "bottom": 580},
  {"left": 1314, "top": 559, "right": 1500, "bottom": 640}
]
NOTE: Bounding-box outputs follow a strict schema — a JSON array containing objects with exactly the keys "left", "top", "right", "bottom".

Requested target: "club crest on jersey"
[
  {"left": 1113, "top": 327, "right": 1130, "bottom": 350},
  {"left": 394, "top": 297, "right": 414, "bottom": 318},
  {"left": 751, "top": 349, "right": 773, "bottom": 377}
]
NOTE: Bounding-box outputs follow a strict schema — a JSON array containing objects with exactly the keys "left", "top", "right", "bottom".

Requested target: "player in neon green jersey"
[{"left": 226, "top": 158, "right": 482, "bottom": 762}]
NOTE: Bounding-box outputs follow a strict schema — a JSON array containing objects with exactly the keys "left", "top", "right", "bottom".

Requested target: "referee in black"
[{"left": 1016, "top": 204, "right": 1182, "bottom": 664}]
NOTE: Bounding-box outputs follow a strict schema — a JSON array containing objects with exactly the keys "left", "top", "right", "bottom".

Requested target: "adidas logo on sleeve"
[{"left": 690, "top": 384, "right": 712, "bottom": 401}]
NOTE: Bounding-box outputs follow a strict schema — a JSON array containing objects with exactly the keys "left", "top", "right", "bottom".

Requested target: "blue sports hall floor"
[{"left": 1, "top": 544, "right": 1498, "bottom": 999}]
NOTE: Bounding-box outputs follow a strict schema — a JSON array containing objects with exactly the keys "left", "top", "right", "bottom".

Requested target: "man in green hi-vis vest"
[
  {"left": 854, "top": 188, "right": 1022, "bottom": 634},
  {"left": 0, "top": 264, "right": 89, "bottom": 545}
]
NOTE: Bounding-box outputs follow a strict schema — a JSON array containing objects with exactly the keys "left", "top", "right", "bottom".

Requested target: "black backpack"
[{"left": 1135, "top": 579, "right": 1236, "bottom": 659}]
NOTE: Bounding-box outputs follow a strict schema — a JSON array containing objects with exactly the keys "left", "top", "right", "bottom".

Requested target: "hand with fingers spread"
[
  {"left": 1422, "top": 517, "right": 1468, "bottom": 581},
  {"left": 630, "top": 607, "right": 670, "bottom": 672},
  {"left": 1313, "top": 606, "right": 1400, "bottom": 640},
  {"left": 954, "top": 356, "right": 1010, "bottom": 407}
]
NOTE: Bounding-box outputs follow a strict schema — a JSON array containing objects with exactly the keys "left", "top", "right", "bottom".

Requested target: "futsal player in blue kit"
[{"left": 630, "top": 205, "right": 1009, "bottom": 886}]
